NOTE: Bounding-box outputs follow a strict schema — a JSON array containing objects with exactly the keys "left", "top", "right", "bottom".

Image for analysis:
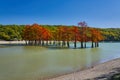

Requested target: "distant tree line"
[
  {"left": 100, "top": 28, "right": 120, "bottom": 41},
  {"left": 0, "top": 24, "right": 120, "bottom": 42},
  {"left": 0, "top": 25, "right": 24, "bottom": 41}
]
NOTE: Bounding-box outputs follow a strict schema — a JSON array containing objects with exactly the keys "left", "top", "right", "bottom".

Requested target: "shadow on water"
[
  {"left": 46, "top": 46, "right": 92, "bottom": 50},
  {"left": 0, "top": 44, "right": 92, "bottom": 50},
  {"left": 0, "top": 44, "right": 25, "bottom": 47}
]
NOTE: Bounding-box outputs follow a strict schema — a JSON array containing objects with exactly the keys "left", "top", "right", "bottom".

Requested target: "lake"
[{"left": 0, "top": 43, "right": 120, "bottom": 80}]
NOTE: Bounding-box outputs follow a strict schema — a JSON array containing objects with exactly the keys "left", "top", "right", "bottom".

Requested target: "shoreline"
[
  {"left": 0, "top": 41, "right": 120, "bottom": 45},
  {"left": 0, "top": 41, "right": 25, "bottom": 44},
  {"left": 49, "top": 58, "right": 120, "bottom": 80}
]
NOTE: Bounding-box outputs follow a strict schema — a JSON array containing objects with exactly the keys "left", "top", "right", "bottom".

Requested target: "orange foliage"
[
  {"left": 90, "top": 28, "right": 104, "bottom": 42},
  {"left": 22, "top": 23, "right": 104, "bottom": 47},
  {"left": 71, "top": 26, "right": 81, "bottom": 41}
]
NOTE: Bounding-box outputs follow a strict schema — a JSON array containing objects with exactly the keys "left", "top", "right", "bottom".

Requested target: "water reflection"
[
  {"left": 89, "top": 48, "right": 102, "bottom": 66},
  {"left": 0, "top": 43, "right": 120, "bottom": 80}
]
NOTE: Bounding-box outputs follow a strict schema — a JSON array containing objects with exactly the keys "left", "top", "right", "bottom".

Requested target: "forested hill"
[
  {"left": 100, "top": 28, "right": 120, "bottom": 41},
  {"left": 0, "top": 24, "right": 120, "bottom": 41}
]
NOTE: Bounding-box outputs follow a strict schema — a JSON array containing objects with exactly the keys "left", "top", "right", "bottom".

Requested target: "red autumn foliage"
[{"left": 22, "top": 23, "right": 104, "bottom": 48}]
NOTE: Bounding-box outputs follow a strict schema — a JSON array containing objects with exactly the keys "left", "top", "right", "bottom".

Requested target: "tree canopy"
[{"left": 0, "top": 24, "right": 120, "bottom": 42}]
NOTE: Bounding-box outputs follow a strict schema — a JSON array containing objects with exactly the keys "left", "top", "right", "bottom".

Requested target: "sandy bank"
[
  {"left": 0, "top": 41, "right": 25, "bottom": 44},
  {"left": 49, "top": 58, "right": 120, "bottom": 80}
]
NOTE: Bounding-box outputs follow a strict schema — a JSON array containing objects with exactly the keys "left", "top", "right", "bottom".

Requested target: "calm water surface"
[{"left": 0, "top": 43, "right": 120, "bottom": 80}]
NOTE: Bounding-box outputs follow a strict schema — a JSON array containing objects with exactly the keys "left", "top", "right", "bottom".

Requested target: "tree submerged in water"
[{"left": 22, "top": 22, "right": 104, "bottom": 48}]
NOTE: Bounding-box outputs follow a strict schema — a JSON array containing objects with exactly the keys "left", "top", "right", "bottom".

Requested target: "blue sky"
[{"left": 0, "top": 0, "right": 120, "bottom": 28}]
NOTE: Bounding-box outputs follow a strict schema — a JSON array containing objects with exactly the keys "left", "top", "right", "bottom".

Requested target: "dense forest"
[{"left": 0, "top": 24, "right": 120, "bottom": 42}]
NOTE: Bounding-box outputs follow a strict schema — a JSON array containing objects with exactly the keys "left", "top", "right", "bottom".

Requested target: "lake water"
[{"left": 0, "top": 43, "right": 120, "bottom": 80}]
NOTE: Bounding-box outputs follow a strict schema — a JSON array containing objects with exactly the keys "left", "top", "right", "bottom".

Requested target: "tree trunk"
[
  {"left": 46, "top": 40, "right": 48, "bottom": 46},
  {"left": 39, "top": 40, "right": 41, "bottom": 45},
  {"left": 25, "top": 40, "right": 27, "bottom": 45},
  {"left": 74, "top": 40, "right": 77, "bottom": 48},
  {"left": 29, "top": 41, "right": 32, "bottom": 45},
  {"left": 97, "top": 42, "right": 99, "bottom": 47},
  {"left": 74, "top": 36, "right": 77, "bottom": 48},
  {"left": 67, "top": 41, "right": 70, "bottom": 48},
  {"left": 58, "top": 41, "right": 61, "bottom": 46},
  {"left": 49, "top": 41, "right": 51, "bottom": 45},
  {"left": 84, "top": 42, "right": 86, "bottom": 48},
  {"left": 42, "top": 41, "right": 44, "bottom": 46},
  {"left": 28, "top": 40, "right": 30, "bottom": 45},
  {"left": 62, "top": 41, "right": 65, "bottom": 47},
  {"left": 91, "top": 41, "right": 94, "bottom": 48},
  {"left": 53, "top": 40, "right": 55, "bottom": 45},
  {"left": 95, "top": 42, "right": 97, "bottom": 47},
  {"left": 81, "top": 41, "right": 83, "bottom": 48},
  {"left": 35, "top": 40, "right": 37, "bottom": 45},
  {"left": 32, "top": 41, "right": 34, "bottom": 45}
]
